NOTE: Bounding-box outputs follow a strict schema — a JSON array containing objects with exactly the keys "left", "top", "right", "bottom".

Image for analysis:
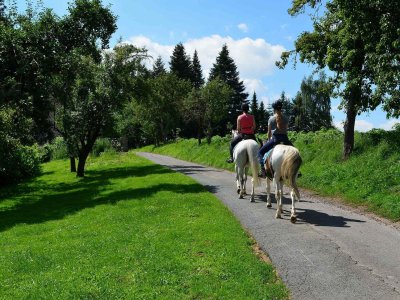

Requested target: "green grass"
[
  {"left": 0, "top": 152, "right": 288, "bottom": 299},
  {"left": 140, "top": 129, "right": 400, "bottom": 222}
]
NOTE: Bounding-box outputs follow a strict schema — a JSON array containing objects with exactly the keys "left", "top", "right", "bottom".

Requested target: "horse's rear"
[
  {"left": 266, "top": 144, "right": 302, "bottom": 223},
  {"left": 233, "top": 139, "right": 260, "bottom": 201}
]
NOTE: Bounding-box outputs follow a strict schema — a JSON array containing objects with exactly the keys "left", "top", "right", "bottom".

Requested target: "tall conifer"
[
  {"left": 191, "top": 50, "right": 204, "bottom": 89},
  {"left": 209, "top": 44, "right": 248, "bottom": 133},
  {"left": 169, "top": 43, "right": 192, "bottom": 82}
]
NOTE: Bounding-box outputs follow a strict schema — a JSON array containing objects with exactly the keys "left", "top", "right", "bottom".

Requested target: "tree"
[
  {"left": 169, "top": 43, "right": 193, "bottom": 83},
  {"left": 183, "top": 79, "right": 231, "bottom": 144},
  {"left": 135, "top": 73, "right": 191, "bottom": 146},
  {"left": 209, "top": 44, "right": 248, "bottom": 134},
  {"left": 278, "top": 0, "right": 400, "bottom": 159},
  {"left": 250, "top": 91, "right": 259, "bottom": 123},
  {"left": 293, "top": 72, "right": 333, "bottom": 132},
  {"left": 59, "top": 44, "right": 147, "bottom": 177},
  {"left": 191, "top": 50, "right": 204, "bottom": 89},
  {"left": 152, "top": 56, "right": 166, "bottom": 77},
  {"left": 258, "top": 101, "right": 268, "bottom": 133}
]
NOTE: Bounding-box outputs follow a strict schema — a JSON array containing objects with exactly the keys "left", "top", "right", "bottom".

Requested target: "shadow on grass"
[{"left": 0, "top": 164, "right": 205, "bottom": 232}]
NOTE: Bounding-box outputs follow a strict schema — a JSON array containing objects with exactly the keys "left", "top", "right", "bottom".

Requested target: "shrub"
[
  {"left": 91, "top": 138, "right": 116, "bottom": 157},
  {"left": 0, "top": 138, "right": 41, "bottom": 186},
  {"left": 49, "top": 137, "right": 69, "bottom": 160}
]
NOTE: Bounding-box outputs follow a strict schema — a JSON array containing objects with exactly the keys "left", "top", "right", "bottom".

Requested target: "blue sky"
[{"left": 17, "top": 0, "right": 399, "bottom": 131}]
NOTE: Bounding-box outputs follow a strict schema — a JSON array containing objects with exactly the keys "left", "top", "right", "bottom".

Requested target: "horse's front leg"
[
  {"left": 266, "top": 178, "right": 272, "bottom": 208},
  {"left": 290, "top": 189, "right": 297, "bottom": 223},
  {"left": 275, "top": 179, "right": 283, "bottom": 219}
]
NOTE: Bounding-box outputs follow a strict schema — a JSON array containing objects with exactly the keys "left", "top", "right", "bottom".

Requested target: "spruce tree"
[
  {"left": 169, "top": 43, "right": 192, "bottom": 82},
  {"left": 258, "top": 101, "right": 268, "bottom": 133},
  {"left": 191, "top": 50, "right": 204, "bottom": 89},
  {"left": 250, "top": 91, "right": 259, "bottom": 123},
  {"left": 209, "top": 44, "right": 248, "bottom": 134},
  {"left": 152, "top": 56, "right": 166, "bottom": 77}
]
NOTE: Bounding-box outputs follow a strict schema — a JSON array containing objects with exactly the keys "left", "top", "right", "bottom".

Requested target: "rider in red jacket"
[{"left": 226, "top": 103, "right": 256, "bottom": 163}]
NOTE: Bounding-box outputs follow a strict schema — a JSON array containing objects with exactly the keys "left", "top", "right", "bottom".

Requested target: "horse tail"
[
  {"left": 248, "top": 141, "right": 260, "bottom": 187},
  {"left": 281, "top": 146, "right": 302, "bottom": 189}
]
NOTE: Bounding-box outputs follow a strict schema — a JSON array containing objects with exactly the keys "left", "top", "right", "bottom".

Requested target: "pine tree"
[
  {"left": 258, "top": 101, "right": 268, "bottom": 133},
  {"left": 191, "top": 50, "right": 204, "bottom": 89},
  {"left": 209, "top": 44, "right": 248, "bottom": 134},
  {"left": 169, "top": 43, "right": 192, "bottom": 82},
  {"left": 152, "top": 56, "right": 166, "bottom": 77},
  {"left": 250, "top": 91, "right": 259, "bottom": 121}
]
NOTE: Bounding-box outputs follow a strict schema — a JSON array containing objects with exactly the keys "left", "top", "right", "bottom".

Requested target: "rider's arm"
[
  {"left": 267, "top": 126, "right": 272, "bottom": 140},
  {"left": 237, "top": 116, "right": 241, "bottom": 133}
]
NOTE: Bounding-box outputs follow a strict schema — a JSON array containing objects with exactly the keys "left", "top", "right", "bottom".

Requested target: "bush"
[
  {"left": 49, "top": 137, "right": 69, "bottom": 160},
  {"left": 0, "top": 137, "right": 41, "bottom": 186},
  {"left": 91, "top": 138, "right": 116, "bottom": 157}
]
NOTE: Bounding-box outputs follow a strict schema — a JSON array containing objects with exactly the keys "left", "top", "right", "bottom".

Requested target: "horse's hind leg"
[
  {"left": 243, "top": 169, "right": 247, "bottom": 195},
  {"left": 266, "top": 179, "right": 272, "bottom": 208},
  {"left": 250, "top": 178, "right": 255, "bottom": 202},
  {"left": 290, "top": 181, "right": 300, "bottom": 223},
  {"left": 290, "top": 189, "right": 297, "bottom": 223},
  {"left": 275, "top": 179, "right": 283, "bottom": 219},
  {"left": 235, "top": 165, "right": 240, "bottom": 194}
]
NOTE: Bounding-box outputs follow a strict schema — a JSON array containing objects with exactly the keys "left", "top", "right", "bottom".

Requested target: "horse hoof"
[
  {"left": 275, "top": 214, "right": 281, "bottom": 219},
  {"left": 250, "top": 197, "right": 255, "bottom": 203},
  {"left": 237, "top": 188, "right": 240, "bottom": 194},
  {"left": 267, "top": 203, "right": 272, "bottom": 208},
  {"left": 290, "top": 216, "right": 297, "bottom": 223},
  {"left": 239, "top": 195, "right": 244, "bottom": 199}
]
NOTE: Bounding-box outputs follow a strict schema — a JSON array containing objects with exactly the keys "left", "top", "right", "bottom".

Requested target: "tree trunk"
[
  {"left": 197, "top": 126, "right": 202, "bottom": 145},
  {"left": 70, "top": 157, "right": 76, "bottom": 172},
  {"left": 77, "top": 149, "right": 90, "bottom": 177},
  {"left": 342, "top": 101, "right": 357, "bottom": 160}
]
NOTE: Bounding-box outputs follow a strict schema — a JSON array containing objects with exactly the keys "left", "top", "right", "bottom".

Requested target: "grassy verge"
[
  {"left": 139, "top": 129, "right": 400, "bottom": 222},
  {"left": 0, "top": 152, "right": 288, "bottom": 299}
]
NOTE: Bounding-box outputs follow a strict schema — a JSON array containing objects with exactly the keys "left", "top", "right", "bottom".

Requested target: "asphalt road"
[{"left": 137, "top": 152, "right": 400, "bottom": 300}]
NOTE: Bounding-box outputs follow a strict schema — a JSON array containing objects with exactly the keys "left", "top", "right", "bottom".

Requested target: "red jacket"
[{"left": 238, "top": 113, "right": 255, "bottom": 134}]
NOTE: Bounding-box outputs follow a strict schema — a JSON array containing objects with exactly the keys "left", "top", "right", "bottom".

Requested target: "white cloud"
[
  {"left": 126, "top": 34, "right": 285, "bottom": 81},
  {"left": 355, "top": 119, "right": 374, "bottom": 132},
  {"left": 379, "top": 119, "right": 400, "bottom": 131},
  {"left": 243, "top": 78, "right": 267, "bottom": 96},
  {"left": 238, "top": 23, "right": 249, "bottom": 33},
  {"left": 334, "top": 120, "right": 344, "bottom": 131}
]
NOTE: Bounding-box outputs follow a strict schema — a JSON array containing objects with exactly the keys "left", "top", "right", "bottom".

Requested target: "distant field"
[
  {"left": 139, "top": 128, "right": 400, "bottom": 222},
  {"left": 0, "top": 152, "right": 288, "bottom": 299}
]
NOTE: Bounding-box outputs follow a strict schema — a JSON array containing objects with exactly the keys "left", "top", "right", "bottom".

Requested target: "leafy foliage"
[{"left": 278, "top": 0, "right": 400, "bottom": 159}]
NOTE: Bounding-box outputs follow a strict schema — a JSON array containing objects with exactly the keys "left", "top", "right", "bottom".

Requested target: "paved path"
[{"left": 137, "top": 152, "right": 400, "bottom": 300}]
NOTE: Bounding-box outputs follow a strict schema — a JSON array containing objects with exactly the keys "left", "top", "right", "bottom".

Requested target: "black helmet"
[
  {"left": 272, "top": 100, "right": 283, "bottom": 110},
  {"left": 241, "top": 103, "right": 249, "bottom": 112}
]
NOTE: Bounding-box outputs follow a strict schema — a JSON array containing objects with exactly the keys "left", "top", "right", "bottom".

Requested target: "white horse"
[
  {"left": 232, "top": 131, "right": 260, "bottom": 202},
  {"left": 265, "top": 144, "right": 302, "bottom": 223}
]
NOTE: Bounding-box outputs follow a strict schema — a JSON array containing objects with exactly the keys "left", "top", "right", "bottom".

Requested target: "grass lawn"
[{"left": 0, "top": 152, "right": 288, "bottom": 299}]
